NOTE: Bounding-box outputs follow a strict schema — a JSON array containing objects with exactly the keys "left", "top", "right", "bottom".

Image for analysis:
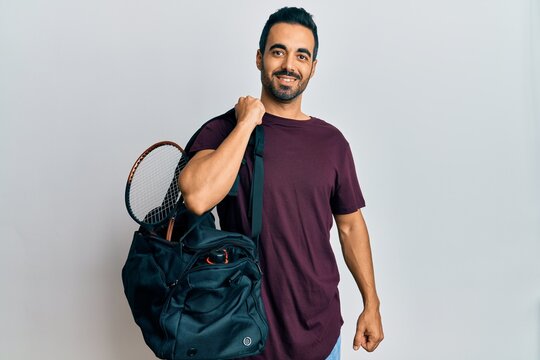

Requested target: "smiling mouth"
[{"left": 276, "top": 76, "right": 298, "bottom": 84}]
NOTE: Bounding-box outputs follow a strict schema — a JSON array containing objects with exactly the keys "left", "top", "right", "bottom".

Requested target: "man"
[{"left": 178, "top": 7, "right": 383, "bottom": 359}]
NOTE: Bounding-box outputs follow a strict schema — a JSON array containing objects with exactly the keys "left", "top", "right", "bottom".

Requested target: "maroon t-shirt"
[{"left": 188, "top": 109, "right": 366, "bottom": 360}]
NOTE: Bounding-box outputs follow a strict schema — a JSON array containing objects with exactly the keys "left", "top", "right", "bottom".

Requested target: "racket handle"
[{"left": 166, "top": 217, "right": 175, "bottom": 241}]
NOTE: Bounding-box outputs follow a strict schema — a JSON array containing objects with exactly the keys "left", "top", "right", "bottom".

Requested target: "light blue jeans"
[{"left": 324, "top": 335, "right": 341, "bottom": 360}]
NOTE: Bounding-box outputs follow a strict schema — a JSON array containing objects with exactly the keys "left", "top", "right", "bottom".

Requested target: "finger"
[
  {"left": 362, "top": 336, "right": 371, "bottom": 351},
  {"left": 353, "top": 329, "right": 366, "bottom": 351},
  {"left": 365, "top": 333, "right": 383, "bottom": 352},
  {"left": 365, "top": 336, "right": 375, "bottom": 352}
]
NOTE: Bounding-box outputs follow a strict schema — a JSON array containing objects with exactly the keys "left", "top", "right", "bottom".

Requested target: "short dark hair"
[{"left": 259, "top": 7, "right": 319, "bottom": 60}]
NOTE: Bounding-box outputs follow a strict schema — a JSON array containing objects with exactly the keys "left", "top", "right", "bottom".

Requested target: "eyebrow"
[{"left": 268, "top": 43, "right": 312, "bottom": 59}]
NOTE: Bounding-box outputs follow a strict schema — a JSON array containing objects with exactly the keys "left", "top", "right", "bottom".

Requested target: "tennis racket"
[{"left": 125, "top": 141, "right": 188, "bottom": 241}]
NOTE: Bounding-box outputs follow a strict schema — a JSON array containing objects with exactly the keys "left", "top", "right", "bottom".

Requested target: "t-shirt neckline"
[{"left": 263, "top": 112, "right": 315, "bottom": 126}]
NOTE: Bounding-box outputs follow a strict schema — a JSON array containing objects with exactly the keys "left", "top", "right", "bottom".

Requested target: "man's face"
[{"left": 257, "top": 23, "right": 317, "bottom": 102}]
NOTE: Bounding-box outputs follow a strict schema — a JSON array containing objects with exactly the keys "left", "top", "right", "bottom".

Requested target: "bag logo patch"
[{"left": 243, "top": 337, "right": 252, "bottom": 346}]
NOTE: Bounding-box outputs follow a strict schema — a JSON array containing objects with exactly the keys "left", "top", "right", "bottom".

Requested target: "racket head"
[{"left": 125, "top": 141, "right": 188, "bottom": 227}]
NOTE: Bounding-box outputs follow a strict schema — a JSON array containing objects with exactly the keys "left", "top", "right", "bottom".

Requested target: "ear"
[
  {"left": 256, "top": 49, "right": 263, "bottom": 71},
  {"left": 309, "top": 59, "right": 318, "bottom": 79}
]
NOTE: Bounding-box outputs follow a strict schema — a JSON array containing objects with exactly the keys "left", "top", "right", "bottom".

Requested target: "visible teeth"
[{"left": 280, "top": 78, "right": 295, "bottom": 82}]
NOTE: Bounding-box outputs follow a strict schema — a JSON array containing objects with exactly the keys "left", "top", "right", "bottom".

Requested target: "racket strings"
[{"left": 129, "top": 145, "right": 186, "bottom": 224}]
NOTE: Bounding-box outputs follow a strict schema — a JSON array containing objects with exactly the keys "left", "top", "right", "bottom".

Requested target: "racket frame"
[{"left": 125, "top": 141, "right": 186, "bottom": 239}]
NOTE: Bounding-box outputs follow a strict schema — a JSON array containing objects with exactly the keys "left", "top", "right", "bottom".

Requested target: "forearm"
[
  {"left": 179, "top": 121, "right": 255, "bottom": 214},
  {"left": 338, "top": 218, "right": 380, "bottom": 309}
]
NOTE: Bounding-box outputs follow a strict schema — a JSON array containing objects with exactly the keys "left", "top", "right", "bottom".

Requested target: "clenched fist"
[{"left": 234, "top": 96, "right": 265, "bottom": 128}]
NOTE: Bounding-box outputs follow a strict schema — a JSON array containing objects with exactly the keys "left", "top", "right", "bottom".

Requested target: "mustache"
[{"left": 273, "top": 70, "right": 301, "bottom": 80}]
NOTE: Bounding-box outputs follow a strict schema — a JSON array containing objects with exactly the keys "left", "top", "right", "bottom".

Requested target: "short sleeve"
[
  {"left": 188, "top": 117, "right": 235, "bottom": 157},
  {"left": 330, "top": 142, "right": 366, "bottom": 214}
]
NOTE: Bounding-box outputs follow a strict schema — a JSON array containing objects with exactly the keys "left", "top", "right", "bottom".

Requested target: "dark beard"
[{"left": 260, "top": 63, "right": 311, "bottom": 102}]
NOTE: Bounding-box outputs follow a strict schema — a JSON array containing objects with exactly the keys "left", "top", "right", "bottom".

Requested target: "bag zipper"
[{"left": 158, "top": 278, "right": 181, "bottom": 358}]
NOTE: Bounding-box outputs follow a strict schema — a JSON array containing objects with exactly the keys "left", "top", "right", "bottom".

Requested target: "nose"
[{"left": 281, "top": 53, "right": 296, "bottom": 73}]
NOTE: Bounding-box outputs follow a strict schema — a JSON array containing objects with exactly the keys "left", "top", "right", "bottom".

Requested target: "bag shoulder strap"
[{"left": 250, "top": 125, "right": 264, "bottom": 243}]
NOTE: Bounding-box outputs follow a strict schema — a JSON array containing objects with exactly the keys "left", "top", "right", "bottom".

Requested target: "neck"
[{"left": 260, "top": 89, "right": 310, "bottom": 120}]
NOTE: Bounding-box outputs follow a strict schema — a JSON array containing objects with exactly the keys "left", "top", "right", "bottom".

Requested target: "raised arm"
[{"left": 179, "top": 96, "right": 264, "bottom": 215}]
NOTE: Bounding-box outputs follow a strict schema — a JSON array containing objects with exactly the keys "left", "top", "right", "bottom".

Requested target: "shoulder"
[
  {"left": 200, "top": 108, "right": 236, "bottom": 132},
  {"left": 186, "top": 108, "right": 237, "bottom": 155},
  {"left": 309, "top": 115, "right": 350, "bottom": 147}
]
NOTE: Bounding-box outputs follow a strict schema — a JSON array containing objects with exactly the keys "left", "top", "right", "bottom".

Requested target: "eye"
[
  {"left": 272, "top": 50, "right": 284, "bottom": 56},
  {"left": 298, "top": 54, "right": 308, "bottom": 61}
]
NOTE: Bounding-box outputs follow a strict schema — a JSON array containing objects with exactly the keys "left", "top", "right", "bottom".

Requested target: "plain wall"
[{"left": 1, "top": 0, "right": 539, "bottom": 359}]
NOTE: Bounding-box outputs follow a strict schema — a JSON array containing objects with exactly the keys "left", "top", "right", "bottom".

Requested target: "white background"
[{"left": 1, "top": 1, "right": 539, "bottom": 359}]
